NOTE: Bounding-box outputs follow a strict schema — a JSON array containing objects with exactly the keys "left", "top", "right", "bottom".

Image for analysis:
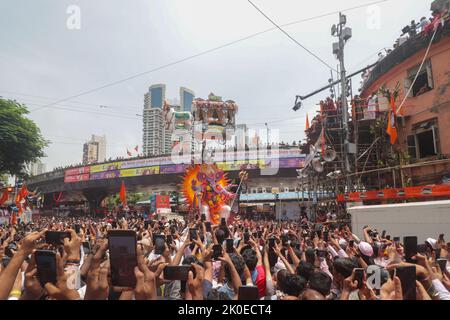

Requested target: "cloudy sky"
[{"left": 0, "top": 0, "right": 430, "bottom": 171}]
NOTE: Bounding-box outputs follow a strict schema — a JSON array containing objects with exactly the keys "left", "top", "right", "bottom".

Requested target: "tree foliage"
[{"left": 0, "top": 99, "right": 49, "bottom": 177}]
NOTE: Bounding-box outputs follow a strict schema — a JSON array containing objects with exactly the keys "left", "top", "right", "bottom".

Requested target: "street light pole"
[{"left": 332, "top": 12, "right": 353, "bottom": 191}]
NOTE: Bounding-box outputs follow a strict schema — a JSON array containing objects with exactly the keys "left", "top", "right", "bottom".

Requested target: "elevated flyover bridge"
[{"left": 27, "top": 148, "right": 306, "bottom": 210}]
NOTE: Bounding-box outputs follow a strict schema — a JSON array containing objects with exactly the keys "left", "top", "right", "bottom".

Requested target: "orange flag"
[
  {"left": 15, "top": 185, "right": 28, "bottom": 216},
  {"left": 386, "top": 94, "right": 398, "bottom": 145},
  {"left": 120, "top": 181, "right": 127, "bottom": 206},
  {"left": 0, "top": 190, "right": 8, "bottom": 206},
  {"left": 305, "top": 113, "right": 310, "bottom": 130}
]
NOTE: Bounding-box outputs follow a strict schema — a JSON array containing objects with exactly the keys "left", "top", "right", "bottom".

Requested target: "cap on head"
[{"left": 358, "top": 241, "right": 374, "bottom": 257}]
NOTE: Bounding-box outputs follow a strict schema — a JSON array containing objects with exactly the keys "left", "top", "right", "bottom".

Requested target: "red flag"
[
  {"left": 386, "top": 94, "right": 398, "bottom": 145},
  {"left": 305, "top": 113, "right": 310, "bottom": 130},
  {"left": 134, "top": 145, "right": 139, "bottom": 152},
  {"left": 120, "top": 181, "right": 127, "bottom": 206},
  {"left": 0, "top": 190, "right": 8, "bottom": 206},
  {"left": 127, "top": 149, "right": 132, "bottom": 157},
  {"left": 20, "top": 185, "right": 28, "bottom": 198}
]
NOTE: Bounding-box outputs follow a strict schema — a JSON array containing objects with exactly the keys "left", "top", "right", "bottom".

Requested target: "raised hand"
[
  {"left": 22, "top": 256, "right": 45, "bottom": 300},
  {"left": 63, "top": 229, "right": 82, "bottom": 261},
  {"left": 84, "top": 240, "right": 109, "bottom": 300},
  {"left": 44, "top": 252, "right": 80, "bottom": 300},
  {"left": 382, "top": 276, "right": 403, "bottom": 300},
  {"left": 187, "top": 263, "right": 205, "bottom": 300}
]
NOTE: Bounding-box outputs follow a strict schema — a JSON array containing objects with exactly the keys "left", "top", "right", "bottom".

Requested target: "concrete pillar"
[{"left": 83, "top": 189, "right": 109, "bottom": 217}]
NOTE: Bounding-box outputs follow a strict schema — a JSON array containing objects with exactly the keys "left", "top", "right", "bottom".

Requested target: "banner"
[
  {"left": 156, "top": 195, "right": 171, "bottom": 214},
  {"left": 119, "top": 166, "right": 159, "bottom": 177},
  {"left": 160, "top": 164, "right": 188, "bottom": 174},
  {"left": 337, "top": 184, "right": 450, "bottom": 202},
  {"left": 266, "top": 157, "right": 306, "bottom": 168},
  {"left": 90, "top": 162, "right": 122, "bottom": 173},
  {"left": 90, "top": 170, "right": 120, "bottom": 180},
  {"left": 64, "top": 173, "right": 90, "bottom": 183},
  {"left": 65, "top": 166, "right": 90, "bottom": 177}
]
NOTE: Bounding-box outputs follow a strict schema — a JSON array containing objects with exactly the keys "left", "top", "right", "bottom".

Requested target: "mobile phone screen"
[
  {"left": 244, "top": 233, "right": 250, "bottom": 243},
  {"left": 323, "top": 231, "right": 329, "bottom": 242},
  {"left": 35, "top": 250, "right": 57, "bottom": 287},
  {"left": 221, "top": 218, "right": 226, "bottom": 227},
  {"left": 396, "top": 265, "right": 416, "bottom": 300},
  {"left": 212, "top": 244, "right": 222, "bottom": 260},
  {"left": 354, "top": 268, "right": 364, "bottom": 289},
  {"left": 238, "top": 286, "right": 259, "bottom": 300},
  {"left": 82, "top": 241, "right": 91, "bottom": 255},
  {"left": 163, "top": 265, "right": 194, "bottom": 281},
  {"left": 268, "top": 238, "right": 276, "bottom": 251},
  {"left": 437, "top": 259, "right": 447, "bottom": 273},
  {"left": 381, "top": 230, "right": 386, "bottom": 238},
  {"left": 403, "top": 236, "right": 417, "bottom": 263},
  {"left": 226, "top": 239, "right": 234, "bottom": 253},
  {"left": 1, "top": 256, "right": 11, "bottom": 268},
  {"left": 74, "top": 224, "right": 81, "bottom": 234},
  {"left": 435, "top": 248, "right": 441, "bottom": 259},
  {"left": 201, "top": 214, "right": 206, "bottom": 222},
  {"left": 45, "top": 231, "right": 71, "bottom": 245},
  {"left": 108, "top": 230, "right": 137, "bottom": 288},
  {"left": 205, "top": 222, "right": 212, "bottom": 233}
]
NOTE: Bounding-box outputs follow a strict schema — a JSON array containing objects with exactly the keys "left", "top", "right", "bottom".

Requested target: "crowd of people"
[{"left": 0, "top": 211, "right": 448, "bottom": 301}]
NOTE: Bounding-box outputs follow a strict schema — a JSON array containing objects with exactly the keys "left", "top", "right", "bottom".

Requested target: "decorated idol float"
[{"left": 162, "top": 93, "right": 244, "bottom": 224}]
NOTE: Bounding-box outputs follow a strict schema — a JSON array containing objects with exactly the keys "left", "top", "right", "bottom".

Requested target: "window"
[
  {"left": 405, "top": 60, "right": 433, "bottom": 97},
  {"left": 407, "top": 118, "right": 439, "bottom": 159}
]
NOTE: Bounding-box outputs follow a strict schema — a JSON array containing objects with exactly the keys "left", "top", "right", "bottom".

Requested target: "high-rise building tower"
[
  {"left": 143, "top": 84, "right": 195, "bottom": 156},
  {"left": 180, "top": 87, "right": 195, "bottom": 112},
  {"left": 143, "top": 84, "right": 166, "bottom": 156},
  {"left": 82, "top": 134, "right": 106, "bottom": 164},
  {"left": 29, "top": 161, "right": 46, "bottom": 176},
  {"left": 235, "top": 124, "right": 248, "bottom": 150}
]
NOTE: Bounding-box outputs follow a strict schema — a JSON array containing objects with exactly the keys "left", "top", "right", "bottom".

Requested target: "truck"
[{"left": 348, "top": 200, "right": 450, "bottom": 243}]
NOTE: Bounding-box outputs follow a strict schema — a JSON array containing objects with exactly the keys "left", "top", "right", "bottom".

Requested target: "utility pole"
[{"left": 332, "top": 12, "right": 354, "bottom": 190}]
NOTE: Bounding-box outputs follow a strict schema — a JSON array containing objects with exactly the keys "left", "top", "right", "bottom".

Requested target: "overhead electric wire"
[
  {"left": 28, "top": 0, "right": 390, "bottom": 113},
  {"left": 0, "top": 89, "right": 140, "bottom": 111},
  {"left": 247, "top": 0, "right": 337, "bottom": 72}
]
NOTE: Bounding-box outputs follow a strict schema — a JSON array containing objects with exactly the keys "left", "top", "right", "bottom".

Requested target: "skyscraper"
[
  {"left": 143, "top": 84, "right": 195, "bottom": 156},
  {"left": 82, "top": 134, "right": 106, "bottom": 164},
  {"left": 29, "top": 161, "right": 46, "bottom": 176},
  {"left": 235, "top": 124, "right": 249, "bottom": 150},
  {"left": 143, "top": 84, "right": 166, "bottom": 156},
  {"left": 180, "top": 87, "right": 195, "bottom": 112}
]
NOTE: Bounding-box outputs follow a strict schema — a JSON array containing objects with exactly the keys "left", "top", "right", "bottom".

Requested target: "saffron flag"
[
  {"left": 0, "top": 190, "right": 8, "bottom": 206},
  {"left": 386, "top": 94, "right": 398, "bottom": 145},
  {"left": 127, "top": 149, "right": 132, "bottom": 157},
  {"left": 305, "top": 113, "right": 310, "bottom": 130},
  {"left": 120, "top": 181, "right": 127, "bottom": 206}
]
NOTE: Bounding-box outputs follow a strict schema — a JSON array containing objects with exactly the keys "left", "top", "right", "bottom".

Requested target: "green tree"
[{"left": 0, "top": 99, "right": 49, "bottom": 177}]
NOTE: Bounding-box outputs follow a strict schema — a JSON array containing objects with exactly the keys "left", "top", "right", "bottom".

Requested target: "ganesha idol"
[{"left": 181, "top": 163, "right": 236, "bottom": 225}]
